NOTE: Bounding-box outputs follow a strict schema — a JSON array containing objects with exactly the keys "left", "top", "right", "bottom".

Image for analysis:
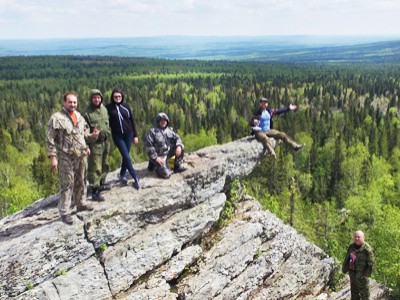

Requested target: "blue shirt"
[{"left": 260, "top": 110, "right": 271, "bottom": 132}]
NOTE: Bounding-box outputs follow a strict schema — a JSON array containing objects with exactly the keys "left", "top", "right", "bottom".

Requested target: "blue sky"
[{"left": 0, "top": 0, "right": 399, "bottom": 40}]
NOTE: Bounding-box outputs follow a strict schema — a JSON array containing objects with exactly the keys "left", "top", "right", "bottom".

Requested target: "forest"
[{"left": 0, "top": 55, "right": 399, "bottom": 296}]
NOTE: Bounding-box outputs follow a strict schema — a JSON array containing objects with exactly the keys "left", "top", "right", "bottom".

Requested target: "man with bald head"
[{"left": 342, "top": 230, "right": 375, "bottom": 300}]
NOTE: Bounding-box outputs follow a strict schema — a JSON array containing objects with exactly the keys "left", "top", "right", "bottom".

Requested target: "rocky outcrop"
[{"left": 0, "top": 136, "right": 392, "bottom": 299}]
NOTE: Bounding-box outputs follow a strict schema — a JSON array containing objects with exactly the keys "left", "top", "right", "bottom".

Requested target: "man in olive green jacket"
[
  {"left": 342, "top": 230, "right": 375, "bottom": 300},
  {"left": 83, "top": 89, "right": 111, "bottom": 201}
]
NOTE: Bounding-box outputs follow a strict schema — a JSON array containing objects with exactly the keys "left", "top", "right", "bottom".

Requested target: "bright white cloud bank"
[{"left": 0, "top": 0, "right": 399, "bottom": 39}]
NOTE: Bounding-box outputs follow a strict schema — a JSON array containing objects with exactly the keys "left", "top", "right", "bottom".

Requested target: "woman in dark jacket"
[{"left": 106, "top": 88, "right": 140, "bottom": 189}]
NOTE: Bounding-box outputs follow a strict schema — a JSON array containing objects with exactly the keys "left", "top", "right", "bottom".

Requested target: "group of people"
[
  {"left": 47, "top": 91, "right": 375, "bottom": 298},
  {"left": 46, "top": 89, "right": 186, "bottom": 225}
]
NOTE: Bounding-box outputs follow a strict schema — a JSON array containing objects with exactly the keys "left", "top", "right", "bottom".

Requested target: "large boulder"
[{"left": 0, "top": 136, "right": 392, "bottom": 299}]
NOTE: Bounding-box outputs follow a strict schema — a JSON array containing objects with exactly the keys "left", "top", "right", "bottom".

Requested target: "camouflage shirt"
[
  {"left": 342, "top": 241, "right": 375, "bottom": 278},
  {"left": 46, "top": 108, "right": 90, "bottom": 157}
]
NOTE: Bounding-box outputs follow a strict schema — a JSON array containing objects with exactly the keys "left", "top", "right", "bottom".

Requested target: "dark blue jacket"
[{"left": 249, "top": 106, "right": 290, "bottom": 130}]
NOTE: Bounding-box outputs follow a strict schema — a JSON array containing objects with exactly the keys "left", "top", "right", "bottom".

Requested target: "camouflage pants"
[
  {"left": 58, "top": 152, "right": 88, "bottom": 216},
  {"left": 350, "top": 274, "right": 370, "bottom": 300},
  {"left": 87, "top": 140, "right": 110, "bottom": 190}
]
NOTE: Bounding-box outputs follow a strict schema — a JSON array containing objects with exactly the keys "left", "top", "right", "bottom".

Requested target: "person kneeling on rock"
[{"left": 145, "top": 112, "right": 187, "bottom": 179}]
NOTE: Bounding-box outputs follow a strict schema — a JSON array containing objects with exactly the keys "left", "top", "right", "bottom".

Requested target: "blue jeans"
[{"left": 112, "top": 133, "right": 138, "bottom": 180}]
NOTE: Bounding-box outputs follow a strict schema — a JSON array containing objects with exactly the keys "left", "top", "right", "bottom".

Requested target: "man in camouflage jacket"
[
  {"left": 46, "top": 91, "right": 95, "bottom": 225},
  {"left": 342, "top": 230, "right": 375, "bottom": 300},
  {"left": 145, "top": 112, "right": 186, "bottom": 179}
]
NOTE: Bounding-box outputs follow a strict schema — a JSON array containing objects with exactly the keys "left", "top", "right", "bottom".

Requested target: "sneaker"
[
  {"left": 77, "top": 203, "right": 94, "bottom": 212},
  {"left": 98, "top": 183, "right": 112, "bottom": 192},
  {"left": 61, "top": 215, "right": 74, "bottom": 225},
  {"left": 92, "top": 191, "right": 105, "bottom": 202},
  {"left": 119, "top": 175, "right": 128, "bottom": 185}
]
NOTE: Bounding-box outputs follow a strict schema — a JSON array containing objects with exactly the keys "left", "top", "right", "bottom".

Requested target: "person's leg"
[
  {"left": 74, "top": 155, "right": 93, "bottom": 211},
  {"left": 155, "top": 158, "right": 172, "bottom": 179},
  {"left": 255, "top": 131, "right": 276, "bottom": 158},
  {"left": 58, "top": 153, "right": 74, "bottom": 223},
  {"left": 357, "top": 276, "right": 370, "bottom": 300},
  {"left": 349, "top": 274, "right": 361, "bottom": 300},
  {"left": 266, "top": 129, "right": 303, "bottom": 151},
  {"left": 171, "top": 146, "right": 186, "bottom": 173},
  {"left": 87, "top": 143, "right": 105, "bottom": 201},
  {"left": 98, "top": 140, "right": 111, "bottom": 192},
  {"left": 113, "top": 134, "right": 140, "bottom": 189}
]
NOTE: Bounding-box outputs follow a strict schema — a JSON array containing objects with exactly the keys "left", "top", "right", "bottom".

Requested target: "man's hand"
[
  {"left": 92, "top": 127, "right": 100, "bottom": 140},
  {"left": 155, "top": 156, "right": 165, "bottom": 166},
  {"left": 50, "top": 156, "right": 58, "bottom": 171},
  {"left": 289, "top": 103, "right": 297, "bottom": 111},
  {"left": 133, "top": 137, "right": 139, "bottom": 145}
]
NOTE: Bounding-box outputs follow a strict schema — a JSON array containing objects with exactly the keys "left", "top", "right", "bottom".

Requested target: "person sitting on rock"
[
  {"left": 145, "top": 112, "right": 187, "bottom": 179},
  {"left": 250, "top": 97, "right": 304, "bottom": 159}
]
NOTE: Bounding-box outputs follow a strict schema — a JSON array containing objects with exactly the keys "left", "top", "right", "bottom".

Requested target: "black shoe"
[
  {"left": 61, "top": 215, "right": 74, "bottom": 225},
  {"left": 77, "top": 203, "right": 94, "bottom": 212},
  {"left": 147, "top": 161, "right": 155, "bottom": 172},
  {"left": 173, "top": 166, "right": 187, "bottom": 173},
  {"left": 119, "top": 175, "right": 128, "bottom": 185},
  {"left": 92, "top": 191, "right": 105, "bottom": 202},
  {"left": 132, "top": 178, "right": 140, "bottom": 190},
  {"left": 98, "top": 183, "right": 112, "bottom": 192}
]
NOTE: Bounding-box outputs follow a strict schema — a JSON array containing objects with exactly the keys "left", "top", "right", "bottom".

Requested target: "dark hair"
[
  {"left": 63, "top": 91, "right": 78, "bottom": 102},
  {"left": 110, "top": 88, "right": 125, "bottom": 103}
]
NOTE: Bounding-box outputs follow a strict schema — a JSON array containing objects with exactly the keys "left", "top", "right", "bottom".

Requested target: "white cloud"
[{"left": 0, "top": 0, "right": 399, "bottom": 39}]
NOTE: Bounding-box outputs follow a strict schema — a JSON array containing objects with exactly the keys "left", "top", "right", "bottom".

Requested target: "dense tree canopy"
[{"left": 0, "top": 56, "right": 399, "bottom": 295}]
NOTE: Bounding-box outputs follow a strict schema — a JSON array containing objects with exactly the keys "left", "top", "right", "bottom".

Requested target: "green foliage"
[
  {"left": 99, "top": 244, "right": 108, "bottom": 252},
  {"left": 56, "top": 269, "right": 67, "bottom": 276},
  {"left": 1, "top": 56, "right": 400, "bottom": 296}
]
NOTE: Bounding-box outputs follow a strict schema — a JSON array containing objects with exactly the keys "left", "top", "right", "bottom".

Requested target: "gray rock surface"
[{"left": 0, "top": 136, "right": 392, "bottom": 299}]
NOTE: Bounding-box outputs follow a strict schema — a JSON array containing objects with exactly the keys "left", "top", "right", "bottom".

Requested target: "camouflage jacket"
[
  {"left": 342, "top": 241, "right": 375, "bottom": 278},
  {"left": 144, "top": 126, "right": 183, "bottom": 161},
  {"left": 46, "top": 108, "right": 90, "bottom": 157}
]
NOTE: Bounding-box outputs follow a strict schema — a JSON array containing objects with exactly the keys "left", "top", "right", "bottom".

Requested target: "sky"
[{"left": 0, "top": 0, "right": 400, "bottom": 40}]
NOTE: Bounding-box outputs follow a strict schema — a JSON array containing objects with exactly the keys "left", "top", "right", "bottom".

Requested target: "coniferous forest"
[{"left": 0, "top": 56, "right": 400, "bottom": 295}]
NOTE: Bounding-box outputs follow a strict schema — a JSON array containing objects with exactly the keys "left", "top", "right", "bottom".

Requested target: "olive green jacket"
[
  {"left": 83, "top": 103, "right": 111, "bottom": 145},
  {"left": 342, "top": 241, "right": 375, "bottom": 278}
]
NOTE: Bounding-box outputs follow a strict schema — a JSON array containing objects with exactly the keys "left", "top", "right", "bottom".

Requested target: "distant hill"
[{"left": 1, "top": 35, "right": 400, "bottom": 63}]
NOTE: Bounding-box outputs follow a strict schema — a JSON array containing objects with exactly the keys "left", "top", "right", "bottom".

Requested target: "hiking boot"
[
  {"left": 294, "top": 144, "right": 304, "bottom": 151},
  {"left": 61, "top": 215, "right": 74, "bottom": 225},
  {"left": 77, "top": 203, "right": 94, "bottom": 212},
  {"left": 173, "top": 166, "right": 187, "bottom": 173},
  {"left": 92, "top": 191, "right": 105, "bottom": 202},
  {"left": 98, "top": 183, "right": 112, "bottom": 192}
]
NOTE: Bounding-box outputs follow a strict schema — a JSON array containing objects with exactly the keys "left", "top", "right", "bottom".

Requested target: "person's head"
[
  {"left": 110, "top": 88, "right": 124, "bottom": 104},
  {"left": 90, "top": 89, "right": 103, "bottom": 107},
  {"left": 156, "top": 112, "right": 169, "bottom": 129},
  {"left": 353, "top": 230, "right": 365, "bottom": 246},
  {"left": 63, "top": 91, "right": 78, "bottom": 113},
  {"left": 259, "top": 97, "right": 268, "bottom": 109}
]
